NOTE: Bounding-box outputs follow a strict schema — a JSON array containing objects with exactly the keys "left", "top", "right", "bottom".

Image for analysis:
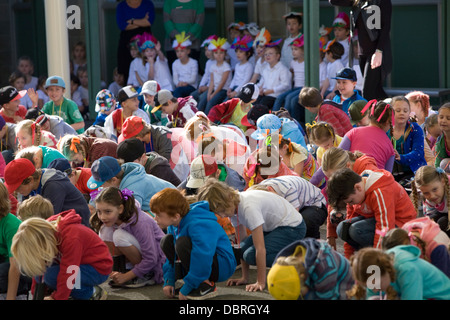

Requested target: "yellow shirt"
[
  {"left": 316, "top": 135, "right": 343, "bottom": 162},
  {"left": 229, "top": 101, "right": 250, "bottom": 132}
]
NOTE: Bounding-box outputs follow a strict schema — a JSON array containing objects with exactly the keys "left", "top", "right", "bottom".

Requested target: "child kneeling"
[{"left": 150, "top": 188, "right": 236, "bottom": 300}]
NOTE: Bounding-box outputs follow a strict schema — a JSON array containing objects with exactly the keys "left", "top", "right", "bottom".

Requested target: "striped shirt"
[{"left": 260, "top": 175, "right": 326, "bottom": 210}]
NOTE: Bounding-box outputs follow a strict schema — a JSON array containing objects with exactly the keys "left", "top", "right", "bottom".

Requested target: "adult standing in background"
[
  {"left": 329, "top": 0, "right": 392, "bottom": 101},
  {"left": 163, "top": 0, "right": 205, "bottom": 73},
  {"left": 116, "top": 0, "right": 155, "bottom": 82}
]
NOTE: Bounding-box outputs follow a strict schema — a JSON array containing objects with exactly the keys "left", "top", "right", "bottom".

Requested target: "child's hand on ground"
[
  {"left": 246, "top": 281, "right": 265, "bottom": 292},
  {"left": 226, "top": 277, "right": 247, "bottom": 287}
]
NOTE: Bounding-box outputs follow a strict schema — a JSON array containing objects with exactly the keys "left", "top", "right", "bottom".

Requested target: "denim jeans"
[
  {"left": 197, "top": 89, "right": 228, "bottom": 115},
  {"left": 273, "top": 87, "right": 302, "bottom": 113},
  {"left": 173, "top": 85, "right": 196, "bottom": 98},
  {"left": 43, "top": 264, "right": 109, "bottom": 300},
  {"left": 240, "top": 222, "right": 307, "bottom": 266},
  {"left": 336, "top": 216, "right": 376, "bottom": 250}
]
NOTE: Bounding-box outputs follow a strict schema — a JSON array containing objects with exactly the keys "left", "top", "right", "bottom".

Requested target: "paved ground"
[{"left": 100, "top": 225, "right": 344, "bottom": 300}]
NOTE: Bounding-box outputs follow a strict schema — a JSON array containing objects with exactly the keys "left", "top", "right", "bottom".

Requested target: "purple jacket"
[{"left": 120, "top": 203, "right": 166, "bottom": 281}]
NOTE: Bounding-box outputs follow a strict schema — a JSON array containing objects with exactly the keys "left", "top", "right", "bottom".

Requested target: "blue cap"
[
  {"left": 87, "top": 156, "right": 121, "bottom": 190},
  {"left": 45, "top": 76, "right": 66, "bottom": 89},
  {"left": 251, "top": 114, "right": 282, "bottom": 140},
  {"left": 331, "top": 67, "right": 357, "bottom": 82},
  {"left": 47, "top": 158, "right": 72, "bottom": 175}
]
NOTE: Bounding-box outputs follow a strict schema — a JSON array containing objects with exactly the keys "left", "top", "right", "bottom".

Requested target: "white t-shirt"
[
  {"left": 326, "top": 59, "right": 344, "bottom": 93},
  {"left": 24, "top": 76, "right": 38, "bottom": 90},
  {"left": 229, "top": 61, "right": 254, "bottom": 92},
  {"left": 290, "top": 60, "right": 305, "bottom": 88},
  {"left": 338, "top": 38, "right": 350, "bottom": 67},
  {"left": 210, "top": 61, "right": 232, "bottom": 91},
  {"left": 259, "top": 176, "right": 326, "bottom": 210},
  {"left": 230, "top": 190, "right": 303, "bottom": 232},
  {"left": 347, "top": 59, "right": 363, "bottom": 92},
  {"left": 172, "top": 58, "right": 199, "bottom": 88},
  {"left": 319, "top": 60, "right": 328, "bottom": 88},
  {"left": 259, "top": 61, "right": 292, "bottom": 98},
  {"left": 281, "top": 34, "right": 301, "bottom": 68},
  {"left": 199, "top": 59, "right": 214, "bottom": 87},
  {"left": 128, "top": 57, "right": 174, "bottom": 91}
]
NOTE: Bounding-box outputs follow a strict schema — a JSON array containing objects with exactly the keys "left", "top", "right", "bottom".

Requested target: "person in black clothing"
[{"left": 329, "top": 0, "right": 392, "bottom": 100}]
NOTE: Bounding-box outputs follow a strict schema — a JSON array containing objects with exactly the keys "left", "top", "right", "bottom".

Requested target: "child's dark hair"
[
  {"left": 326, "top": 168, "right": 362, "bottom": 209},
  {"left": 9, "top": 70, "right": 26, "bottom": 87},
  {"left": 90, "top": 187, "right": 138, "bottom": 232},
  {"left": 327, "top": 41, "right": 344, "bottom": 60},
  {"left": 285, "top": 14, "right": 302, "bottom": 25},
  {"left": 298, "top": 87, "right": 323, "bottom": 109}
]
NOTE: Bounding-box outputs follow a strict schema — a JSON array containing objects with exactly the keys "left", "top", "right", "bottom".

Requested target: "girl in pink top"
[{"left": 338, "top": 100, "right": 395, "bottom": 172}]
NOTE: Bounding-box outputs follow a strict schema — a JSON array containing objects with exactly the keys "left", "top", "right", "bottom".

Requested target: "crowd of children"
[{"left": 0, "top": 10, "right": 449, "bottom": 301}]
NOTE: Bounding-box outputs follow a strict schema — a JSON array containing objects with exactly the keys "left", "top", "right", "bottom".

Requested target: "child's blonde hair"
[
  {"left": 347, "top": 247, "right": 398, "bottom": 300},
  {"left": 322, "top": 147, "right": 365, "bottom": 173},
  {"left": 184, "top": 113, "right": 211, "bottom": 141},
  {"left": 17, "top": 195, "right": 54, "bottom": 221},
  {"left": 11, "top": 217, "right": 59, "bottom": 277},
  {"left": 305, "top": 121, "right": 335, "bottom": 145},
  {"left": 15, "top": 120, "right": 43, "bottom": 147},
  {"left": 411, "top": 165, "right": 450, "bottom": 229},
  {"left": 196, "top": 178, "right": 240, "bottom": 213}
]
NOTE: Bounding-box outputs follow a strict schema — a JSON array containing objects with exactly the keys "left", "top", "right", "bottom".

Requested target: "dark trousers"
[
  {"left": 255, "top": 96, "right": 276, "bottom": 110},
  {"left": 160, "top": 235, "right": 219, "bottom": 283},
  {"left": 0, "top": 261, "right": 32, "bottom": 296},
  {"left": 117, "top": 27, "right": 152, "bottom": 82},
  {"left": 360, "top": 54, "right": 388, "bottom": 101},
  {"left": 300, "top": 204, "right": 328, "bottom": 239}
]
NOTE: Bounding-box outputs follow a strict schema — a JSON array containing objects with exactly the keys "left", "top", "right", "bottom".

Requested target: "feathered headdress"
[
  {"left": 253, "top": 27, "right": 271, "bottom": 48},
  {"left": 332, "top": 12, "right": 350, "bottom": 29},
  {"left": 208, "top": 37, "right": 230, "bottom": 51},
  {"left": 290, "top": 34, "right": 304, "bottom": 48},
  {"left": 138, "top": 32, "right": 158, "bottom": 52},
  {"left": 201, "top": 35, "right": 218, "bottom": 48},
  {"left": 231, "top": 35, "right": 254, "bottom": 51},
  {"left": 172, "top": 31, "right": 192, "bottom": 50}
]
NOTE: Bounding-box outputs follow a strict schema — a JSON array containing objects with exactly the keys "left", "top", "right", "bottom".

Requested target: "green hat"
[{"left": 348, "top": 100, "right": 369, "bottom": 125}]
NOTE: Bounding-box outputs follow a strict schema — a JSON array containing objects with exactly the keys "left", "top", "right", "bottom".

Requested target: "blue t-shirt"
[{"left": 116, "top": 0, "right": 155, "bottom": 31}]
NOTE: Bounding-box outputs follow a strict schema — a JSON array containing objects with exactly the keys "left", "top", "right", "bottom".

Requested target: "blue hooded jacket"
[
  {"left": 120, "top": 162, "right": 175, "bottom": 213},
  {"left": 368, "top": 245, "right": 450, "bottom": 300},
  {"left": 163, "top": 201, "right": 236, "bottom": 296}
]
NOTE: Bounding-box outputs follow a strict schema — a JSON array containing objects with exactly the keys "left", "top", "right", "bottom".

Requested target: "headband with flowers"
[
  {"left": 231, "top": 35, "right": 254, "bottom": 51},
  {"left": 172, "top": 31, "right": 192, "bottom": 50},
  {"left": 208, "top": 38, "right": 230, "bottom": 52}
]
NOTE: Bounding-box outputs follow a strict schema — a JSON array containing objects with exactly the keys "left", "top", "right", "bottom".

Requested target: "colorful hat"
[
  {"left": 227, "top": 21, "right": 245, "bottom": 31},
  {"left": 251, "top": 114, "right": 282, "bottom": 140},
  {"left": 201, "top": 35, "right": 219, "bottom": 48},
  {"left": 333, "top": 12, "right": 350, "bottom": 29},
  {"left": 231, "top": 35, "right": 254, "bottom": 51},
  {"left": 138, "top": 32, "right": 158, "bottom": 52},
  {"left": 319, "top": 25, "right": 333, "bottom": 37},
  {"left": 172, "top": 31, "right": 192, "bottom": 50},
  {"left": 208, "top": 38, "right": 230, "bottom": 51},
  {"left": 319, "top": 37, "right": 327, "bottom": 52},
  {"left": 290, "top": 35, "right": 304, "bottom": 47},
  {"left": 253, "top": 28, "right": 271, "bottom": 48},
  {"left": 323, "top": 39, "right": 336, "bottom": 52},
  {"left": 0, "top": 86, "right": 27, "bottom": 105},
  {"left": 95, "top": 89, "right": 116, "bottom": 113},
  {"left": 240, "top": 22, "right": 260, "bottom": 36},
  {"left": 44, "top": 76, "right": 66, "bottom": 89},
  {"left": 117, "top": 85, "right": 139, "bottom": 103},
  {"left": 129, "top": 35, "right": 140, "bottom": 48}
]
